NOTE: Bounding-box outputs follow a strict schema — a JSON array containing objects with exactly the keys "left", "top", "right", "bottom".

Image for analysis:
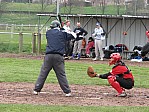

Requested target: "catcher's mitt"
[{"left": 87, "top": 66, "right": 97, "bottom": 78}]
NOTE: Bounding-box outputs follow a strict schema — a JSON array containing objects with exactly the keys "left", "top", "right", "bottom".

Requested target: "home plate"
[
  {"left": 16, "top": 89, "right": 24, "bottom": 92},
  {"left": 87, "top": 97, "right": 101, "bottom": 100},
  {"left": 103, "top": 93, "right": 109, "bottom": 95},
  {"left": 75, "top": 97, "right": 101, "bottom": 100},
  {"left": 40, "top": 92, "right": 51, "bottom": 94}
]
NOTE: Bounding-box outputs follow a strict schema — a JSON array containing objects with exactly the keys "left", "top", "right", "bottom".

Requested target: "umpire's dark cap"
[{"left": 50, "top": 20, "right": 60, "bottom": 28}]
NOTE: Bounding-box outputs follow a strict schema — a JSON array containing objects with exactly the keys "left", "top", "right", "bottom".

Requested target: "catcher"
[{"left": 87, "top": 53, "right": 134, "bottom": 97}]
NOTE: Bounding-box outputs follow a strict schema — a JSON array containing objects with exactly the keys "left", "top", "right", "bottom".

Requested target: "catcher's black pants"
[
  {"left": 34, "top": 54, "right": 71, "bottom": 94},
  {"left": 116, "top": 77, "right": 134, "bottom": 89}
]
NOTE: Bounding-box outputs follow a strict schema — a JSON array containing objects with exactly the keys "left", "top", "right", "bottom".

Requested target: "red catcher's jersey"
[{"left": 110, "top": 65, "right": 134, "bottom": 81}]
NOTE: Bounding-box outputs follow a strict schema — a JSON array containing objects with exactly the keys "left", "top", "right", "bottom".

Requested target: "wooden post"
[
  {"left": 37, "top": 33, "right": 41, "bottom": 54},
  {"left": 19, "top": 32, "right": 23, "bottom": 53},
  {"left": 32, "top": 33, "right": 36, "bottom": 53}
]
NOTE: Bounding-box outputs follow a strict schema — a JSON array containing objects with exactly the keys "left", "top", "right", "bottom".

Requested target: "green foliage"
[
  {"left": 0, "top": 58, "right": 148, "bottom": 88},
  {"left": 0, "top": 104, "right": 149, "bottom": 112}
]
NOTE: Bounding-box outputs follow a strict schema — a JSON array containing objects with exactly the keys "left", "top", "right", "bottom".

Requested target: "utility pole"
[{"left": 57, "top": 0, "right": 60, "bottom": 16}]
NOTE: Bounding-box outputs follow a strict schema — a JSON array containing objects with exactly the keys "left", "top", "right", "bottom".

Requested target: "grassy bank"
[{"left": 0, "top": 2, "right": 125, "bottom": 25}]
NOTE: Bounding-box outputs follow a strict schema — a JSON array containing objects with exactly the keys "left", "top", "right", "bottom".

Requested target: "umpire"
[{"left": 33, "top": 20, "right": 76, "bottom": 97}]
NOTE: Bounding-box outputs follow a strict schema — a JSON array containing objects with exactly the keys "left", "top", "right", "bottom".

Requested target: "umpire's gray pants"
[{"left": 34, "top": 54, "right": 71, "bottom": 94}]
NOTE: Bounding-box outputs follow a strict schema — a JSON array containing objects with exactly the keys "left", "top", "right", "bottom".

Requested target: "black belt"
[{"left": 46, "top": 52, "right": 63, "bottom": 56}]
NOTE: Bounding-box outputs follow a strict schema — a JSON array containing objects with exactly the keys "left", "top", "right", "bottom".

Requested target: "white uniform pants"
[{"left": 94, "top": 39, "right": 104, "bottom": 59}]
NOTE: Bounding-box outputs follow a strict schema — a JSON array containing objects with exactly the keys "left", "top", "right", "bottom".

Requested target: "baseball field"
[{"left": 0, "top": 53, "right": 149, "bottom": 112}]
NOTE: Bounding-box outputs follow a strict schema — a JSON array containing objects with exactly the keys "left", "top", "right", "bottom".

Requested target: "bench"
[
  {"left": 81, "top": 48, "right": 149, "bottom": 59},
  {"left": 98, "top": 49, "right": 135, "bottom": 59},
  {"left": 120, "top": 50, "right": 135, "bottom": 59}
]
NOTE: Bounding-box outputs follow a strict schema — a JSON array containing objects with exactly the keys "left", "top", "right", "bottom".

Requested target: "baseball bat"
[{"left": 58, "top": 14, "right": 63, "bottom": 28}]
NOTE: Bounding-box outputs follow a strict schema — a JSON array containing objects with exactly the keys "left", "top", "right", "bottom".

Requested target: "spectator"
[
  {"left": 141, "top": 31, "right": 149, "bottom": 59},
  {"left": 82, "top": 38, "right": 86, "bottom": 48},
  {"left": 63, "top": 20, "right": 71, "bottom": 33},
  {"left": 71, "top": 22, "right": 88, "bottom": 59},
  {"left": 63, "top": 20, "right": 74, "bottom": 59},
  {"left": 92, "top": 22, "right": 105, "bottom": 61},
  {"left": 86, "top": 37, "right": 94, "bottom": 57},
  {"left": 33, "top": 20, "right": 76, "bottom": 97}
]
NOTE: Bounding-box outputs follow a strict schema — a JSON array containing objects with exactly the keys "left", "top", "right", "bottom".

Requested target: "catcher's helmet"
[
  {"left": 50, "top": 20, "right": 60, "bottom": 28},
  {"left": 109, "top": 53, "right": 121, "bottom": 65}
]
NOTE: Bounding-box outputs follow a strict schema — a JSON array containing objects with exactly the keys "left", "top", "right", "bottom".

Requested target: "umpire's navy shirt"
[{"left": 46, "top": 28, "right": 74, "bottom": 56}]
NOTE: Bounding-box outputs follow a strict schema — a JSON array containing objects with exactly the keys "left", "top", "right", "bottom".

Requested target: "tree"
[
  {"left": 101, "top": 0, "right": 106, "bottom": 14},
  {"left": 39, "top": 0, "right": 51, "bottom": 12},
  {"left": 114, "top": 0, "right": 120, "bottom": 15},
  {"left": 0, "top": 1, "right": 7, "bottom": 18},
  {"left": 63, "top": 0, "right": 84, "bottom": 14}
]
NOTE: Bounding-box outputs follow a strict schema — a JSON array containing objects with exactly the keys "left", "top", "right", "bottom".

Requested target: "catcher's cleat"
[
  {"left": 33, "top": 91, "right": 39, "bottom": 95},
  {"left": 116, "top": 92, "right": 127, "bottom": 97},
  {"left": 65, "top": 93, "right": 71, "bottom": 97}
]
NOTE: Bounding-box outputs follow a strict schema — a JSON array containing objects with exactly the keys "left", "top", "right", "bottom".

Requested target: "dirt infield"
[
  {"left": 0, "top": 53, "right": 149, "bottom": 106},
  {"left": 0, "top": 82, "right": 149, "bottom": 106}
]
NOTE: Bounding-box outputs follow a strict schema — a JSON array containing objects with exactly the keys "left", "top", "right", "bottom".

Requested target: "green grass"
[
  {"left": 0, "top": 2, "right": 126, "bottom": 25},
  {"left": 0, "top": 32, "right": 47, "bottom": 53},
  {"left": 61, "top": 5, "right": 125, "bottom": 15},
  {"left": 0, "top": 2, "right": 148, "bottom": 111},
  {"left": 5, "top": 3, "right": 56, "bottom": 12},
  {"left": 4, "top": 3, "right": 125, "bottom": 15},
  {"left": 0, "top": 13, "right": 52, "bottom": 25},
  {"left": 0, "top": 57, "right": 149, "bottom": 111},
  {"left": 0, "top": 104, "right": 149, "bottom": 112},
  {"left": 0, "top": 57, "right": 149, "bottom": 88}
]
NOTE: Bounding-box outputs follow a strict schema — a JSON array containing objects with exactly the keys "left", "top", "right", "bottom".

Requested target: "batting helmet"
[
  {"left": 50, "top": 20, "right": 60, "bottom": 28},
  {"left": 109, "top": 53, "right": 121, "bottom": 66}
]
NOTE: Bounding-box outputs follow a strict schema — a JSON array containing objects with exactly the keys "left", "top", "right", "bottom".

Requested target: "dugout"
[{"left": 37, "top": 14, "right": 149, "bottom": 57}]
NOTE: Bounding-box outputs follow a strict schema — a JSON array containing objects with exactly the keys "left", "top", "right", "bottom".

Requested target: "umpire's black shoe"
[{"left": 33, "top": 90, "right": 39, "bottom": 95}]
